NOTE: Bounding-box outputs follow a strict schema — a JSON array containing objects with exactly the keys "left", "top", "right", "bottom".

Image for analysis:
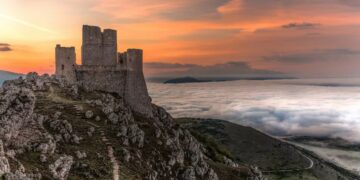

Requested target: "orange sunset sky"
[{"left": 1, "top": 0, "right": 360, "bottom": 77}]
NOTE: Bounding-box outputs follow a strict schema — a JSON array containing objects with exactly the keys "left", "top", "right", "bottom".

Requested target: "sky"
[{"left": 0, "top": 0, "right": 360, "bottom": 77}]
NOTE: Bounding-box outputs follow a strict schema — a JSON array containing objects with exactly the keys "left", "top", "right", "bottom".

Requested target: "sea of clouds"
[{"left": 148, "top": 78, "right": 360, "bottom": 142}]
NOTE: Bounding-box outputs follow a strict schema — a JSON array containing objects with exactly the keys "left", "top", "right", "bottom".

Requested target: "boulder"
[
  {"left": 49, "top": 155, "right": 73, "bottom": 180},
  {"left": 85, "top": 110, "right": 94, "bottom": 119}
]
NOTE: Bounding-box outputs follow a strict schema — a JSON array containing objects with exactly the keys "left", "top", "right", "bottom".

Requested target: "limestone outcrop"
[{"left": 49, "top": 155, "right": 74, "bottom": 180}]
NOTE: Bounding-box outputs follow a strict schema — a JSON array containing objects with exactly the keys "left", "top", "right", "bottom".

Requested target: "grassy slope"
[
  {"left": 176, "top": 118, "right": 357, "bottom": 180},
  {"left": 15, "top": 84, "right": 141, "bottom": 179},
  {"left": 176, "top": 118, "right": 309, "bottom": 170}
]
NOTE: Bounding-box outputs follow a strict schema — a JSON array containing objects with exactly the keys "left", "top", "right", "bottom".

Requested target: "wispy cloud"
[
  {"left": 263, "top": 49, "right": 360, "bottom": 63},
  {"left": 0, "top": 14, "right": 55, "bottom": 34},
  {"left": 282, "top": 22, "right": 320, "bottom": 29},
  {"left": 174, "top": 28, "right": 242, "bottom": 40},
  {"left": 0, "top": 43, "right": 12, "bottom": 52}
]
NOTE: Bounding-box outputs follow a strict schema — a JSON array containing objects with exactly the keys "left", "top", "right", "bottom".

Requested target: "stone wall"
[
  {"left": 118, "top": 52, "right": 127, "bottom": 69},
  {"left": 75, "top": 66, "right": 126, "bottom": 95},
  {"left": 75, "top": 65, "right": 152, "bottom": 117},
  {"left": 55, "top": 45, "right": 77, "bottom": 83},
  {"left": 124, "top": 70, "right": 152, "bottom": 117}
]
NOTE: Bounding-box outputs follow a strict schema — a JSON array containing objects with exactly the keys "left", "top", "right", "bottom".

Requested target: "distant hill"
[
  {"left": 0, "top": 70, "right": 23, "bottom": 85},
  {"left": 162, "top": 76, "right": 297, "bottom": 84},
  {"left": 164, "top": 76, "right": 204, "bottom": 84}
]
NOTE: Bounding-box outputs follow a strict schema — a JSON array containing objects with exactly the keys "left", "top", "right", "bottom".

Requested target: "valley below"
[{"left": 176, "top": 118, "right": 360, "bottom": 180}]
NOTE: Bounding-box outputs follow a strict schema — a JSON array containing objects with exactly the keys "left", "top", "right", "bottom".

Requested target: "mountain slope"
[
  {"left": 0, "top": 73, "right": 264, "bottom": 180},
  {"left": 0, "top": 70, "right": 22, "bottom": 85},
  {"left": 176, "top": 118, "right": 359, "bottom": 180}
]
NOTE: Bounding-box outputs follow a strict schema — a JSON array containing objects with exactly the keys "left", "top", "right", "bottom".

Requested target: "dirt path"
[
  {"left": 78, "top": 105, "right": 120, "bottom": 180},
  {"left": 262, "top": 141, "right": 314, "bottom": 174},
  {"left": 100, "top": 130, "right": 120, "bottom": 180}
]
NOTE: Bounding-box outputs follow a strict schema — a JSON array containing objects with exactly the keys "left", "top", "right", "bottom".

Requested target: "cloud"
[
  {"left": 159, "top": 0, "right": 230, "bottom": 20},
  {"left": 262, "top": 49, "right": 360, "bottom": 63},
  {"left": 145, "top": 62, "right": 198, "bottom": 69},
  {"left": 144, "top": 61, "right": 284, "bottom": 77},
  {"left": 148, "top": 79, "right": 360, "bottom": 142},
  {"left": 92, "top": 0, "right": 229, "bottom": 22},
  {"left": 236, "top": 108, "right": 346, "bottom": 137},
  {"left": 0, "top": 43, "right": 12, "bottom": 52},
  {"left": 282, "top": 22, "right": 320, "bottom": 29},
  {"left": 0, "top": 14, "right": 55, "bottom": 34},
  {"left": 174, "top": 28, "right": 242, "bottom": 40}
]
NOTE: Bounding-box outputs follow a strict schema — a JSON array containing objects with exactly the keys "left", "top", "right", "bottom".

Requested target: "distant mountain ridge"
[
  {"left": 162, "top": 76, "right": 297, "bottom": 84},
  {"left": 0, "top": 70, "right": 23, "bottom": 84},
  {"left": 164, "top": 77, "right": 204, "bottom": 84}
]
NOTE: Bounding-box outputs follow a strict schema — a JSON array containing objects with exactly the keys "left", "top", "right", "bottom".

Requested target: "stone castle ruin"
[{"left": 55, "top": 25, "right": 152, "bottom": 116}]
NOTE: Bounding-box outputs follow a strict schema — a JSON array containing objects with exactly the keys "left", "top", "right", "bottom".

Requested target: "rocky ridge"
[{"left": 0, "top": 73, "right": 264, "bottom": 179}]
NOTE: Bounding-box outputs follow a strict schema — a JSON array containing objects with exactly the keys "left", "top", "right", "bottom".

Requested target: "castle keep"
[{"left": 55, "top": 25, "right": 152, "bottom": 116}]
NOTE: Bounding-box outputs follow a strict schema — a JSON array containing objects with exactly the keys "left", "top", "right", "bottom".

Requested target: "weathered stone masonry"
[{"left": 55, "top": 25, "right": 152, "bottom": 116}]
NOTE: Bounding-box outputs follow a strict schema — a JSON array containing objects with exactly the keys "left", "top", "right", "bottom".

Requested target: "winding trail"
[
  {"left": 262, "top": 149, "right": 314, "bottom": 173},
  {"left": 101, "top": 130, "right": 120, "bottom": 180},
  {"left": 262, "top": 137, "right": 314, "bottom": 174},
  {"left": 75, "top": 105, "right": 120, "bottom": 180}
]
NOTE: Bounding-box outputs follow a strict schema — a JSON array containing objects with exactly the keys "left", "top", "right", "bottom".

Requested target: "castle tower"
[
  {"left": 81, "top": 25, "right": 102, "bottom": 65},
  {"left": 81, "top": 25, "right": 118, "bottom": 66},
  {"left": 126, "top": 49, "right": 143, "bottom": 71},
  {"left": 102, "top": 29, "right": 117, "bottom": 65},
  {"left": 124, "top": 49, "right": 152, "bottom": 116},
  {"left": 55, "top": 45, "right": 77, "bottom": 82}
]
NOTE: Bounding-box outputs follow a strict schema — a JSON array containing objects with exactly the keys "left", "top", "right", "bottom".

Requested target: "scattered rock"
[
  {"left": 40, "top": 154, "right": 47, "bottom": 163},
  {"left": 49, "top": 155, "right": 73, "bottom": 180},
  {"left": 85, "top": 110, "right": 94, "bottom": 119},
  {"left": 223, "top": 156, "right": 239, "bottom": 168},
  {"left": 87, "top": 127, "right": 95, "bottom": 137},
  {"left": 75, "top": 151, "right": 87, "bottom": 159},
  {"left": 180, "top": 166, "right": 196, "bottom": 180},
  {"left": 120, "top": 148, "right": 131, "bottom": 162}
]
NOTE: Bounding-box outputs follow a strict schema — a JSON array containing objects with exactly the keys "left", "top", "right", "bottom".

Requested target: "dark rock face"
[{"left": 89, "top": 87, "right": 219, "bottom": 179}]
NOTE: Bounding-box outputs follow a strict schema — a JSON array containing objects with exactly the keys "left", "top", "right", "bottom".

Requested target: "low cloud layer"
[
  {"left": 144, "top": 61, "right": 284, "bottom": 77},
  {"left": 0, "top": 43, "right": 12, "bottom": 52},
  {"left": 263, "top": 49, "right": 360, "bottom": 63},
  {"left": 148, "top": 79, "right": 360, "bottom": 143}
]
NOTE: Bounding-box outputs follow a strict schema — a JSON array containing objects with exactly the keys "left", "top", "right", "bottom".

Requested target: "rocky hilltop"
[{"left": 0, "top": 73, "right": 264, "bottom": 180}]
